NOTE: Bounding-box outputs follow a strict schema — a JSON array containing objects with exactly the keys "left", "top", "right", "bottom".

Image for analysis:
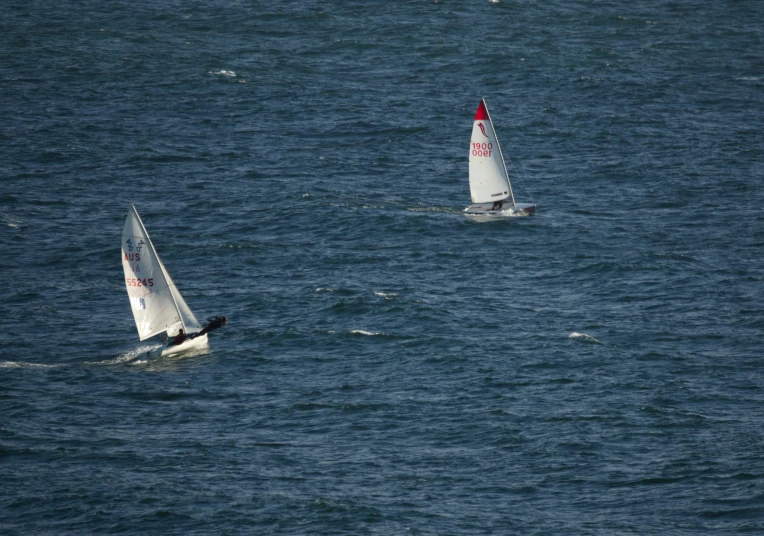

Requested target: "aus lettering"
[
  {"left": 124, "top": 253, "right": 141, "bottom": 261},
  {"left": 126, "top": 278, "right": 154, "bottom": 287}
]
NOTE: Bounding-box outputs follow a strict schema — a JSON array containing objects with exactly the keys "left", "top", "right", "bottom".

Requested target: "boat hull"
[
  {"left": 146, "top": 333, "right": 208, "bottom": 358},
  {"left": 463, "top": 202, "right": 536, "bottom": 216}
]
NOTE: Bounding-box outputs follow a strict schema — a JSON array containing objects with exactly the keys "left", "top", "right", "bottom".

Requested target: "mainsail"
[
  {"left": 122, "top": 205, "right": 202, "bottom": 341},
  {"left": 468, "top": 98, "right": 515, "bottom": 205}
]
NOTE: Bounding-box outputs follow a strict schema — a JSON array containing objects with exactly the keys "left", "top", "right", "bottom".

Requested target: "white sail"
[
  {"left": 468, "top": 98, "right": 515, "bottom": 205},
  {"left": 164, "top": 268, "right": 202, "bottom": 334},
  {"left": 122, "top": 205, "right": 201, "bottom": 341}
]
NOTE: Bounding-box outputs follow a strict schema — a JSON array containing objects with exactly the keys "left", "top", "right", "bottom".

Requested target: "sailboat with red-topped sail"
[{"left": 464, "top": 98, "right": 536, "bottom": 216}]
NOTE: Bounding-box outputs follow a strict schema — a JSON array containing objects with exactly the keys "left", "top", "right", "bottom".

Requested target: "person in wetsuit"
[
  {"left": 189, "top": 316, "right": 227, "bottom": 339},
  {"left": 171, "top": 329, "right": 187, "bottom": 346}
]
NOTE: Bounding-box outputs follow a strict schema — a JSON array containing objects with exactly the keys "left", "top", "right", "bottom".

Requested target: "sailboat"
[
  {"left": 122, "top": 205, "right": 209, "bottom": 358},
  {"left": 464, "top": 98, "right": 536, "bottom": 216}
]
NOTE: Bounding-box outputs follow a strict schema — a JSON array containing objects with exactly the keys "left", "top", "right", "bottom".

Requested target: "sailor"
[
  {"left": 190, "top": 316, "right": 227, "bottom": 339},
  {"left": 491, "top": 200, "right": 504, "bottom": 211},
  {"left": 171, "top": 329, "right": 187, "bottom": 346}
]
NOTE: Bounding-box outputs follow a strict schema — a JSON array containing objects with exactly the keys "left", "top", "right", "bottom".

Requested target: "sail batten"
[{"left": 122, "top": 205, "right": 199, "bottom": 341}]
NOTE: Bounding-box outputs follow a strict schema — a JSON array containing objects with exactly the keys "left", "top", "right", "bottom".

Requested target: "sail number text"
[
  {"left": 472, "top": 142, "right": 493, "bottom": 157},
  {"left": 125, "top": 278, "right": 154, "bottom": 287}
]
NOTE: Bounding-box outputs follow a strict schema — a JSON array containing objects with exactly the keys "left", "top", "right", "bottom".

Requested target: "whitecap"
[
  {"left": 569, "top": 332, "right": 601, "bottom": 344},
  {"left": 349, "top": 329, "right": 385, "bottom": 336},
  {"left": 210, "top": 69, "right": 237, "bottom": 77},
  {"left": 2, "top": 213, "right": 23, "bottom": 228}
]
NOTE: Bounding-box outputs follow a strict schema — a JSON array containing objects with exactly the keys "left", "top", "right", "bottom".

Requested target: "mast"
[
  {"left": 482, "top": 99, "right": 516, "bottom": 206},
  {"left": 130, "top": 205, "right": 188, "bottom": 335}
]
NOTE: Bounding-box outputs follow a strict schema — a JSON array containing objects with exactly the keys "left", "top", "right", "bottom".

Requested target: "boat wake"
[
  {"left": 0, "top": 345, "right": 161, "bottom": 369},
  {"left": 0, "top": 360, "right": 62, "bottom": 369},
  {"left": 407, "top": 206, "right": 461, "bottom": 214},
  {"left": 84, "top": 345, "right": 160, "bottom": 366},
  {"left": 474, "top": 209, "right": 530, "bottom": 217},
  {"left": 2, "top": 339, "right": 211, "bottom": 369}
]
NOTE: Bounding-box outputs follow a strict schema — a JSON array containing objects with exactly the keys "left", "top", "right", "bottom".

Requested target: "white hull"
[
  {"left": 463, "top": 202, "right": 536, "bottom": 216},
  {"left": 146, "top": 333, "right": 208, "bottom": 359}
]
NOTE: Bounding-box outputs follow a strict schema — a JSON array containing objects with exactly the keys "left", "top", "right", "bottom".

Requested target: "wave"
[
  {"left": 349, "top": 329, "right": 385, "bottom": 336},
  {"left": 568, "top": 332, "right": 602, "bottom": 344},
  {"left": 209, "top": 69, "right": 237, "bottom": 78},
  {"left": 208, "top": 70, "right": 245, "bottom": 84},
  {"left": 1, "top": 213, "right": 23, "bottom": 228},
  {"left": 326, "top": 329, "right": 388, "bottom": 337}
]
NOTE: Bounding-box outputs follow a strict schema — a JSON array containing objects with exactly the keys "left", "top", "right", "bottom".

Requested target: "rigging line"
[{"left": 505, "top": 155, "right": 536, "bottom": 203}]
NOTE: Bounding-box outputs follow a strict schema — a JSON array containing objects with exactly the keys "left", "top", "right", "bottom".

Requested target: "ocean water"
[{"left": 2, "top": 1, "right": 764, "bottom": 534}]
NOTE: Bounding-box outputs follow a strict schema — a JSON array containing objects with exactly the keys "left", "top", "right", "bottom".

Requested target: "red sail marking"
[
  {"left": 474, "top": 99, "right": 489, "bottom": 121},
  {"left": 478, "top": 123, "right": 488, "bottom": 137}
]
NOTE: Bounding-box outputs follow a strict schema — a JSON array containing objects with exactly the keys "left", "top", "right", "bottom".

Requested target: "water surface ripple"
[{"left": 2, "top": 1, "right": 764, "bottom": 534}]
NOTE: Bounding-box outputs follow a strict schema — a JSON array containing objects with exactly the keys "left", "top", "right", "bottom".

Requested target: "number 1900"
[{"left": 472, "top": 142, "right": 493, "bottom": 157}]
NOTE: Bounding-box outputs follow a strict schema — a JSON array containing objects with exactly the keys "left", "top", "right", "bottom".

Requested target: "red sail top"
[{"left": 474, "top": 99, "right": 489, "bottom": 121}]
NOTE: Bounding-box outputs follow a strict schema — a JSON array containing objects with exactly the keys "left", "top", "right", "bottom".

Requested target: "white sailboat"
[
  {"left": 464, "top": 98, "right": 536, "bottom": 216},
  {"left": 122, "top": 205, "right": 208, "bottom": 358}
]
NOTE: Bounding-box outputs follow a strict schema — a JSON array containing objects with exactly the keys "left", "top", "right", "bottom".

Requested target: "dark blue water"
[{"left": 2, "top": 1, "right": 764, "bottom": 533}]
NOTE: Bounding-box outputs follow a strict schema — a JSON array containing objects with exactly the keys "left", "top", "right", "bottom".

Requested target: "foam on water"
[
  {"left": 406, "top": 206, "right": 461, "bottom": 213},
  {"left": 348, "top": 329, "right": 385, "bottom": 336},
  {"left": 0, "top": 360, "right": 62, "bottom": 368},
  {"left": 568, "top": 332, "right": 602, "bottom": 344},
  {"left": 1, "top": 213, "right": 22, "bottom": 228},
  {"left": 83, "top": 345, "right": 159, "bottom": 366}
]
